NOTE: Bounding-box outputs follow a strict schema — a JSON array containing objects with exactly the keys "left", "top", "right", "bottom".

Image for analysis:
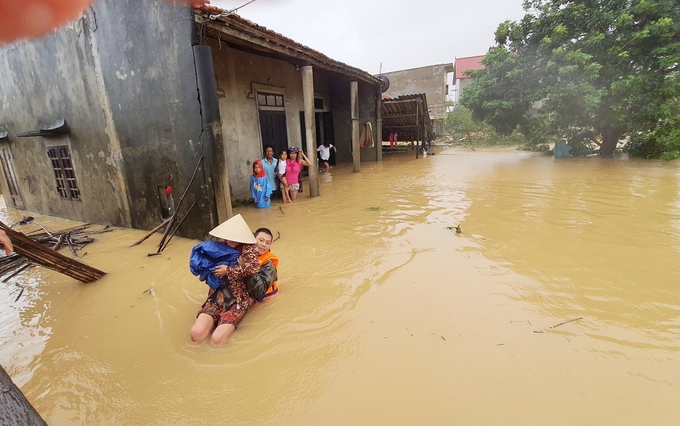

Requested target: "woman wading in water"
[{"left": 189, "top": 215, "right": 260, "bottom": 346}]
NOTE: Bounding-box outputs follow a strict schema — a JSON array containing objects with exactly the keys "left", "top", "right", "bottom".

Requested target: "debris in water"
[
  {"left": 446, "top": 224, "right": 462, "bottom": 234},
  {"left": 369, "top": 206, "right": 381, "bottom": 212},
  {"left": 550, "top": 317, "right": 583, "bottom": 329},
  {"left": 0, "top": 221, "right": 106, "bottom": 283},
  {"left": 14, "top": 286, "right": 24, "bottom": 302},
  {"left": 440, "top": 336, "right": 446, "bottom": 341}
]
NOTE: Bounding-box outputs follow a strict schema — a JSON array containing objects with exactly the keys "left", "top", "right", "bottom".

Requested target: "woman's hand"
[{"left": 213, "top": 265, "right": 228, "bottom": 278}]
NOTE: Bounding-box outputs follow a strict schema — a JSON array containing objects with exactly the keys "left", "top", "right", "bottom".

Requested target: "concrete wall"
[
  {"left": 383, "top": 64, "right": 452, "bottom": 128},
  {"left": 0, "top": 0, "right": 218, "bottom": 239},
  {"left": 383, "top": 64, "right": 451, "bottom": 106},
  {"left": 0, "top": 14, "right": 130, "bottom": 226},
  {"left": 328, "top": 78, "right": 352, "bottom": 164},
  {"left": 93, "top": 0, "right": 217, "bottom": 238}
]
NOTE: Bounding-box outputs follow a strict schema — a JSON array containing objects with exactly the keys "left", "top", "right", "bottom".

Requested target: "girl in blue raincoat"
[{"left": 250, "top": 159, "right": 272, "bottom": 208}]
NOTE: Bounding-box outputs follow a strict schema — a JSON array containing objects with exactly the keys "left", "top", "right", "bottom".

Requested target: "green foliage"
[
  {"left": 461, "top": 0, "right": 680, "bottom": 158},
  {"left": 445, "top": 105, "right": 527, "bottom": 146}
]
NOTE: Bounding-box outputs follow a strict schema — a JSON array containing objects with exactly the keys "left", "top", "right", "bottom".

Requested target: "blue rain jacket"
[
  {"left": 189, "top": 241, "right": 241, "bottom": 289},
  {"left": 250, "top": 175, "right": 272, "bottom": 208}
]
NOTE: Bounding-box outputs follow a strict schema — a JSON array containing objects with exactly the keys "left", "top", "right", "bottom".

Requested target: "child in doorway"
[
  {"left": 276, "top": 149, "right": 292, "bottom": 203},
  {"left": 250, "top": 160, "right": 272, "bottom": 208}
]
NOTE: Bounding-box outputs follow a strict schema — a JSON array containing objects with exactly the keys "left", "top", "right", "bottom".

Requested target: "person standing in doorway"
[{"left": 261, "top": 145, "right": 279, "bottom": 199}]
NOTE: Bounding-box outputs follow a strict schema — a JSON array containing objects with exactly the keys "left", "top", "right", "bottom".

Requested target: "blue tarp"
[{"left": 189, "top": 241, "right": 240, "bottom": 289}]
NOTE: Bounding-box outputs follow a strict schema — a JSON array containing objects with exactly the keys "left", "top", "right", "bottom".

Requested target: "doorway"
[{"left": 259, "top": 110, "right": 288, "bottom": 156}]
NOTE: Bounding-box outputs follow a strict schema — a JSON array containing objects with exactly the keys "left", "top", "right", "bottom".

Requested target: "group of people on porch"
[{"left": 250, "top": 143, "right": 336, "bottom": 208}]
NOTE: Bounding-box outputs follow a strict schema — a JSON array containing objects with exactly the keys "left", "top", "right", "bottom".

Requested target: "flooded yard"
[{"left": 1, "top": 147, "right": 679, "bottom": 425}]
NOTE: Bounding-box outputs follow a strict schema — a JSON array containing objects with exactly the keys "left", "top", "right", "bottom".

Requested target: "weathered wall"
[
  {"left": 0, "top": 15, "right": 131, "bottom": 226},
  {"left": 328, "top": 77, "right": 352, "bottom": 164},
  {"left": 93, "top": 0, "right": 216, "bottom": 238},
  {"left": 383, "top": 64, "right": 452, "bottom": 126},
  {"left": 0, "top": 0, "right": 219, "bottom": 239},
  {"left": 382, "top": 64, "right": 451, "bottom": 105}
]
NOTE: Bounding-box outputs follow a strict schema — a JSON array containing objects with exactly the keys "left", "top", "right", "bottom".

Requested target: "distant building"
[
  {"left": 453, "top": 55, "right": 485, "bottom": 103},
  {"left": 380, "top": 63, "right": 454, "bottom": 136}
]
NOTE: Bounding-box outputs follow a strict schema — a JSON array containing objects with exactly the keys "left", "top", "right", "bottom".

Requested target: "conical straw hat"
[{"left": 209, "top": 214, "right": 255, "bottom": 244}]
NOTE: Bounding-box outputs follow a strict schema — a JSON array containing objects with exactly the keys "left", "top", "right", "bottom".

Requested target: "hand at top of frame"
[{"left": 0, "top": 0, "right": 209, "bottom": 44}]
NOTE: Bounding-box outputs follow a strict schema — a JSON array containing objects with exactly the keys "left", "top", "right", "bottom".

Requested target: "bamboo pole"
[
  {"left": 0, "top": 221, "right": 105, "bottom": 283},
  {"left": 130, "top": 217, "right": 170, "bottom": 247},
  {"left": 157, "top": 156, "right": 204, "bottom": 253}
]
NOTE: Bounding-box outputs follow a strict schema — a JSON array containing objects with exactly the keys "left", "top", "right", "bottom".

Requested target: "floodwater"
[{"left": 1, "top": 147, "right": 679, "bottom": 425}]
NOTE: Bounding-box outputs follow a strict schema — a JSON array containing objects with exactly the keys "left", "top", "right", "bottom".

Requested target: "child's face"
[
  {"left": 280, "top": 151, "right": 287, "bottom": 160},
  {"left": 253, "top": 163, "right": 261, "bottom": 174}
]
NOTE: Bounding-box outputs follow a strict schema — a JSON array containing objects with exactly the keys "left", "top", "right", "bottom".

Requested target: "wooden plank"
[{"left": 0, "top": 222, "right": 105, "bottom": 283}]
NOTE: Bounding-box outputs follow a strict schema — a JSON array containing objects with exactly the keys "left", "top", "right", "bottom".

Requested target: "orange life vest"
[{"left": 257, "top": 251, "right": 278, "bottom": 302}]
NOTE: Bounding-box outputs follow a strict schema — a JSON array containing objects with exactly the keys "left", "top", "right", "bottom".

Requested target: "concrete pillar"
[
  {"left": 302, "top": 66, "right": 320, "bottom": 197},
  {"left": 375, "top": 91, "right": 382, "bottom": 162},
  {"left": 193, "top": 44, "right": 232, "bottom": 222},
  {"left": 351, "top": 80, "right": 360, "bottom": 173}
]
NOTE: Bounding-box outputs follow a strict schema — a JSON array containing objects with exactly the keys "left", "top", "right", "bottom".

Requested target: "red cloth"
[{"left": 252, "top": 159, "right": 266, "bottom": 178}]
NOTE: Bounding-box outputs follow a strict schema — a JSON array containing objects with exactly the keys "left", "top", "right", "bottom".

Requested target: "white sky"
[{"left": 211, "top": 0, "right": 526, "bottom": 75}]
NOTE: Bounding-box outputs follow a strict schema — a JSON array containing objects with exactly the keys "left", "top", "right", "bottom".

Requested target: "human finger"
[{"left": 0, "top": 0, "right": 208, "bottom": 44}]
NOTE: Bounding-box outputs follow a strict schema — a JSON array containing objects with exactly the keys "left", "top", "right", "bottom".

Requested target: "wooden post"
[
  {"left": 351, "top": 81, "right": 360, "bottom": 173},
  {"left": 0, "top": 365, "right": 48, "bottom": 425},
  {"left": 302, "top": 65, "right": 319, "bottom": 197},
  {"left": 415, "top": 101, "right": 420, "bottom": 159},
  {"left": 375, "top": 90, "right": 382, "bottom": 162}
]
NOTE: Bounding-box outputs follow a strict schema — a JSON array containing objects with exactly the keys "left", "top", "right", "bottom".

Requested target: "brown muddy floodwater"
[{"left": 1, "top": 147, "right": 679, "bottom": 425}]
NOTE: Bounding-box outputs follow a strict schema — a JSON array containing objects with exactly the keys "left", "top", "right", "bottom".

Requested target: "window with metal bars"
[{"left": 47, "top": 146, "right": 81, "bottom": 201}]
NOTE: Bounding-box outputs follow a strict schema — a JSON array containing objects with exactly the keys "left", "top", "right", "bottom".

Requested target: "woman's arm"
[
  {"left": 299, "top": 152, "right": 312, "bottom": 167},
  {"left": 226, "top": 245, "right": 260, "bottom": 280}
]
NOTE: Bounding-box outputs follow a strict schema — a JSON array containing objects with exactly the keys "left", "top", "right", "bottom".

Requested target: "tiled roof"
[
  {"left": 193, "top": 4, "right": 379, "bottom": 85},
  {"left": 454, "top": 55, "right": 485, "bottom": 80}
]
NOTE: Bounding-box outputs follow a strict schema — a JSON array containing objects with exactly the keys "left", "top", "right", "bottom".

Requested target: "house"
[
  {"left": 452, "top": 54, "right": 485, "bottom": 103},
  {"left": 379, "top": 63, "right": 453, "bottom": 137},
  {"left": 0, "top": 0, "right": 382, "bottom": 239}
]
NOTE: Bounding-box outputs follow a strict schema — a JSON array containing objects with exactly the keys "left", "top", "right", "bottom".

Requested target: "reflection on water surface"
[{"left": 0, "top": 148, "right": 678, "bottom": 425}]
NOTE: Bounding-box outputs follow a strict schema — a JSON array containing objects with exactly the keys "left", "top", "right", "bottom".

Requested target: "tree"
[{"left": 461, "top": 0, "right": 680, "bottom": 157}]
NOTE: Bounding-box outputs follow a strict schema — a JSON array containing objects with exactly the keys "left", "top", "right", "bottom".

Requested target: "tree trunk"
[
  {"left": 599, "top": 125, "right": 620, "bottom": 157},
  {"left": 0, "top": 365, "right": 48, "bottom": 426}
]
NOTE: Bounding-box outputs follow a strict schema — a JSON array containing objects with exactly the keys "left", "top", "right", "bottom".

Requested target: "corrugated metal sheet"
[
  {"left": 381, "top": 94, "right": 434, "bottom": 142},
  {"left": 193, "top": 5, "right": 380, "bottom": 86}
]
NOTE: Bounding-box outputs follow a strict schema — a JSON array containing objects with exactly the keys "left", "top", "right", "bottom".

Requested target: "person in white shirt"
[{"left": 316, "top": 141, "right": 336, "bottom": 171}]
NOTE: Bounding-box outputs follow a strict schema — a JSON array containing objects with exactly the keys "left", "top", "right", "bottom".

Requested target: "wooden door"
[{"left": 259, "top": 111, "right": 288, "bottom": 156}]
